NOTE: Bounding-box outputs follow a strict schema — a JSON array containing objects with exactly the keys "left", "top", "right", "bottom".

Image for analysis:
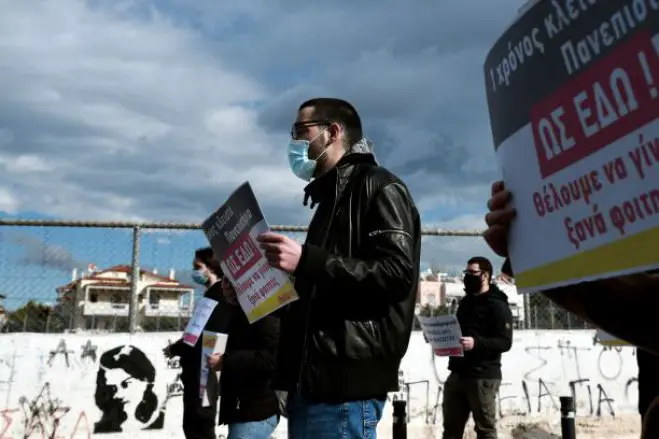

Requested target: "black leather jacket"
[{"left": 274, "top": 141, "right": 421, "bottom": 402}]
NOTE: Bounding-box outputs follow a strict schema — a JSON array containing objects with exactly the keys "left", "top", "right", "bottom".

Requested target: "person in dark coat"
[
  {"left": 207, "top": 277, "right": 280, "bottom": 439},
  {"left": 442, "top": 256, "right": 513, "bottom": 439},
  {"left": 164, "top": 247, "right": 233, "bottom": 439},
  {"left": 258, "top": 98, "right": 421, "bottom": 439}
]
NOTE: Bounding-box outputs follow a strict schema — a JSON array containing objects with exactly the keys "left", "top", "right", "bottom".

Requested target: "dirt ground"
[{"left": 377, "top": 414, "right": 641, "bottom": 438}]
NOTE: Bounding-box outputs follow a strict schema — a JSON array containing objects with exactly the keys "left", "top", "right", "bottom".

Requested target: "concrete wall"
[{"left": 0, "top": 330, "right": 639, "bottom": 438}]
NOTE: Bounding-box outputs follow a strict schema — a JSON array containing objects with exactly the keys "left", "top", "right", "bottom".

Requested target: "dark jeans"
[
  {"left": 182, "top": 397, "right": 217, "bottom": 439},
  {"left": 287, "top": 395, "right": 385, "bottom": 439},
  {"left": 442, "top": 372, "right": 500, "bottom": 439}
]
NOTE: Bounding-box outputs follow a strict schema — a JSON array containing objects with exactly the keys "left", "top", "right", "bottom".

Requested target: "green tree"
[
  {"left": 4, "top": 301, "right": 68, "bottom": 333},
  {"left": 418, "top": 303, "right": 450, "bottom": 317}
]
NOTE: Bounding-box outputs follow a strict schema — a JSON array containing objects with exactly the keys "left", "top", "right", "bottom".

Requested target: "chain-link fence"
[{"left": 0, "top": 219, "right": 588, "bottom": 333}]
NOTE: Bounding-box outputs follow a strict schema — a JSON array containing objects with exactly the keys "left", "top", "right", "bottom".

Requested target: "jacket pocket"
[{"left": 344, "top": 320, "right": 382, "bottom": 359}]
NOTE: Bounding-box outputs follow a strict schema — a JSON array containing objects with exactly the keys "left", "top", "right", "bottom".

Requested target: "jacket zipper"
[
  {"left": 296, "top": 179, "right": 340, "bottom": 396},
  {"left": 236, "top": 398, "right": 240, "bottom": 410},
  {"left": 366, "top": 321, "right": 378, "bottom": 338},
  {"left": 368, "top": 229, "right": 412, "bottom": 239}
]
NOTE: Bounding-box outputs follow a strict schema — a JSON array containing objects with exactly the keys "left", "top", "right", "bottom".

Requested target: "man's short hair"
[
  {"left": 467, "top": 256, "right": 493, "bottom": 280},
  {"left": 299, "top": 98, "right": 363, "bottom": 148}
]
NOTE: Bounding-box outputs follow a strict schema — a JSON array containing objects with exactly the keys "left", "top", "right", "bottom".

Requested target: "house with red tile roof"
[{"left": 55, "top": 264, "right": 195, "bottom": 331}]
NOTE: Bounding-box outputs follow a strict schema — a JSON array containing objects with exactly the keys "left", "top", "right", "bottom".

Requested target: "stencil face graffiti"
[{"left": 93, "top": 345, "right": 164, "bottom": 434}]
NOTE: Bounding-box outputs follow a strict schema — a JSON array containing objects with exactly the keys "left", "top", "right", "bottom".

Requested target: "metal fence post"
[
  {"left": 129, "top": 226, "right": 141, "bottom": 333},
  {"left": 523, "top": 293, "right": 531, "bottom": 329},
  {"left": 392, "top": 399, "right": 407, "bottom": 439},
  {"left": 560, "top": 396, "right": 576, "bottom": 439}
]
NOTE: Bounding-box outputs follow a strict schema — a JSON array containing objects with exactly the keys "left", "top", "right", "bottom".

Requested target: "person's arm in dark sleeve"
[
  {"left": 222, "top": 315, "right": 279, "bottom": 375},
  {"left": 473, "top": 302, "right": 513, "bottom": 355},
  {"left": 294, "top": 181, "right": 420, "bottom": 302},
  {"left": 169, "top": 338, "right": 187, "bottom": 357},
  {"left": 204, "top": 296, "right": 234, "bottom": 334},
  {"left": 505, "top": 259, "right": 659, "bottom": 353}
]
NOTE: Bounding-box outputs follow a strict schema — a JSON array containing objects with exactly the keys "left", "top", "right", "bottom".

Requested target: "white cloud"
[
  {"left": 0, "top": 188, "right": 18, "bottom": 214},
  {"left": 0, "top": 0, "right": 300, "bottom": 221},
  {"left": 0, "top": 0, "right": 520, "bottom": 258}
]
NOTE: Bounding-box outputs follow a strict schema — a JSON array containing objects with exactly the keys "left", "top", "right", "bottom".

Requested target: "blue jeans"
[
  {"left": 287, "top": 395, "right": 385, "bottom": 439},
  {"left": 227, "top": 414, "right": 279, "bottom": 439}
]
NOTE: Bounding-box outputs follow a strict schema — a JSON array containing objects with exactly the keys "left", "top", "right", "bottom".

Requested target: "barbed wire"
[{"left": 0, "top": 218, "right": 484, "bottom": 236}]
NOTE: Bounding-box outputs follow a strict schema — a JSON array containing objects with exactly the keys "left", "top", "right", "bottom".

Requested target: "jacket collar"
[{"left": 303, "top": 138, "right": 377, "bottom": 209}]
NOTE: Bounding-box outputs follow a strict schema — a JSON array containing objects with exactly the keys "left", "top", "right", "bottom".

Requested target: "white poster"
[
  {"left": 484, "top": 1, "right": 659, "bottom": 294},
  {"left": 417, "top": 315, "right": 464, "bottom": 357},
  {"left": 182, "top": 298, "right": 218, "bottom": 347},
  {"left": 199, "top": 331, "right": 229, "bottom": 407}
]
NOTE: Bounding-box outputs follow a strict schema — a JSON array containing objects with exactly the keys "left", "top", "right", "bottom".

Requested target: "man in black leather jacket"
[{"left": 257, "top": 97, "right": 421, "bottom": 438}]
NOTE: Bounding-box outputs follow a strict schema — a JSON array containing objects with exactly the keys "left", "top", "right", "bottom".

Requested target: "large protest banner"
[
  {"left": 484, "top": 0, "right": 659, "bottom": 293},
  {"left": 202, "top": 182, "right": 298, "bottom": 323}
]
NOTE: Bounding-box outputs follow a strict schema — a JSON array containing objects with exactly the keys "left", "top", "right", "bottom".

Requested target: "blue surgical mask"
[
  {"left": 191, "top": 269, "right": 209, "bottom": 286},
  {"left": 287, "top": 130, "right": 329, "bottom": 182}
]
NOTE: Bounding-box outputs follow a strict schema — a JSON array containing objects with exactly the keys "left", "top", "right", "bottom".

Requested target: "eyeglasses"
[
  {"left": 463, "top": 270, "right": 483, "bottom": 276},
  {"left": 290, "top": 119, "right": 330, "bottom": 139}
]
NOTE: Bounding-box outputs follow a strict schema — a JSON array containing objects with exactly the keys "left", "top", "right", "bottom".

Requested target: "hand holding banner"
[
  {"left": 202, "top": 182, "right": 299, "bottom": 323},
  {"left": 484, "top": 1, "right": 659, "bottom": 294},
  {"left": 417, "top": 314, "right": 464, "bottom": 357}
]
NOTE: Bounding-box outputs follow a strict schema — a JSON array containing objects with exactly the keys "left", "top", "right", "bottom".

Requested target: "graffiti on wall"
[
  {"left": 0, "top": 331, "right": 641, "bottom": 435},
  {"left": 410, "top": 335, "right": 640, "bottom": 424},
  {"left": 0, "top": 382, "right": 91, "bottom": 439},
  {"left": 498, "top": 339, "right": 635, "bottom": 417},
  {"left": 80, "top": 341, "right": 97, "bottom": 364},
  {"left": 46, "top": 341, "right": 73, "bottom": 369},
  {"left": 0, "top": 335, "right": 189, "bottom": 438},
  {"left": 93, "top": 345, "right": 165, "bottom": 433}
]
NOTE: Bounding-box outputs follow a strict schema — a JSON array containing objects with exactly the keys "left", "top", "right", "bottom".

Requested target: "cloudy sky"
[{"left": 0, "top": 0, "right": 524, "bottom": 294}]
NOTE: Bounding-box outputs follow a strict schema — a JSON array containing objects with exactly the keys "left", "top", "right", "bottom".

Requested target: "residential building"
[
  {"left": 55, "top": 264, "right": 195, "bottom": 331},
  {"left": 417, "top": 280, "right": 441, "bottom": 307},
  {"left": 416, "top": 271, "right": 526, "bottom": 327}
]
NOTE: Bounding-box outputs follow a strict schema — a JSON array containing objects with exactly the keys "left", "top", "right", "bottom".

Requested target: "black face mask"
[{"left": 463, "top": 274, "right": 483, "bottom": 294}]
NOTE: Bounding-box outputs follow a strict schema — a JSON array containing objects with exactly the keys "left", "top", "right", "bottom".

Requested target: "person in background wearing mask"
[
  {"left": 163, "top": 247, "right": 233, "bottom": 439},
  {"left": 485, "top": 180, "right": 659, "bottom": 438},
  {"left": 207, "top": 277, "right": 280, "bottom": 439},
  {"left": 442, "top": 256, "right": 513, "bottom": 439},
  {"left": 255, "top": 97, "right": 421, "bottom": 438}
]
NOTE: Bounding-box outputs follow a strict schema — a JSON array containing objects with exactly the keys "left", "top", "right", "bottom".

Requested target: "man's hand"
[
  {"left": 207, "top": 353, "right": 223, "bottom": 370},
  {"left": 460, "top": 337, "right": 475, "bottom": 351},
  {"left": 484, "top": 181, "right": 516, "bottom": 257},
  {"left": 257, "top": 232, "right": 302, "bottom": 274}
]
